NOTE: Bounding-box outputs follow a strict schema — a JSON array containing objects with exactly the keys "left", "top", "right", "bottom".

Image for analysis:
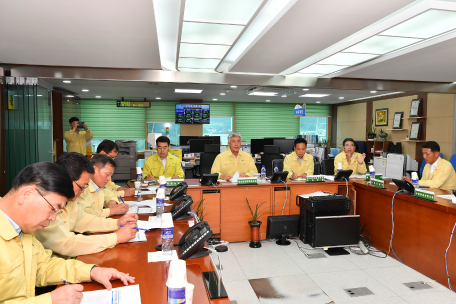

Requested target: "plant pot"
[
  {"left": 367, "top": 133, "right": 376, "bottom": 140},
  {"left": 379, "top": 132, "right": 388, "bottom": 141},
  {"left": 248, "top": 221, "right": 262, "bottom": 248}
]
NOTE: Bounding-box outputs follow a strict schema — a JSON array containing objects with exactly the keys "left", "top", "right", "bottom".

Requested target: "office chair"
[
  {"left": 272, "top": 159, "right": 284, "bottom": 172},
  {"left": 419, "top": 152, "right": 442, "bottom": 178},
  {"left": 261, "top": 145, "right": 283, "bottom": 176},
  {"left": 199, "top": 144, "right": 220, "bottom": 176},
  {"left": 321, "top": 158, "right": 335, "bottom": 175},
  {"left": 450, "top": 154, "right": 456, "bottom": 172}
]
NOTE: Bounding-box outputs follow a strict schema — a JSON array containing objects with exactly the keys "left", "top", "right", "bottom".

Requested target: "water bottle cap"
[
  {"left": 411, "top": 172, "right": 418, "bottom": 179},
  {"left": 369, "top": 165, "right": 375, "bottom": 172}
]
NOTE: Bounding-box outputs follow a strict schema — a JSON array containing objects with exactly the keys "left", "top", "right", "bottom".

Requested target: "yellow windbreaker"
[
  {"left": 334, "top": 151, "right": 367, "bottom": 175},
  {"left": 420, "top": 157, "right": 456, "bottom": 191},
  {"left": 283, "top": 152, "right": 314, "bottom": 178},
  {"left": 211, "top": 150, "right": 257, "bottom": 177},
  {"left": 63, "top": 129, "right": 93, "bottom": 155},
  {"left": 142, "top": 153, "right": 184, "bottom": 181},
  {"left": 75, "top": 181, "right": 117, "bottom": 218}
]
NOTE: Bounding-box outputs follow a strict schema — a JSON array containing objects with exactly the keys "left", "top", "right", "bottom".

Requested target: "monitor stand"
[
  {"left": 276, "top": 234, "right": 291, "bottom": 246},
  {"left": 324, "top": 247, "right": 350, "bottom": 256}
]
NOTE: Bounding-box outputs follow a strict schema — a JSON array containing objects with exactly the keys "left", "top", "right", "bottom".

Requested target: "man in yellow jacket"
[
  {"left": 63, "top": 117, "right": 93, "bottom": 155},
  {"left": 284, "top": 138, "right": 314, "bottom": 179},
  {"left": 211, "top": 132, "right": 257, "bottom": 181},
  {"left": 0, "top": 162, "right": 134, "bottom": 304},
  {"left": 402, "top": 141, "right": 456, "bottom": 191},
  {"left": 97, "top": 140, "right": 135, "bottom": 197},
  {"left": 334, "top": 138, "right": 367, "bottom": 175},
  {"left": 143, "top": 136, "right": 184, "bottom": 181},
  {"left": 76, "top": 155, "right": 129, "bottom": 217},
  {"left": 34, "top": 153, "right": 138, "bottom": 258}
]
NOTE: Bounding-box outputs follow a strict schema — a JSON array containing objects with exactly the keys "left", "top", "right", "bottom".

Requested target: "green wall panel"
[
  {"left": 146, "top": 101, "right": 180, "bottom": 122},
  {"left": 206, "top": 102, "right": 234, "bottom": 117},
  {"left": 306, "top": 104, "right": 331, "bottom": 117}
]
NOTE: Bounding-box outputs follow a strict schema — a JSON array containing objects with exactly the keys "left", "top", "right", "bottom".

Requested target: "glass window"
[
  {"left": 203, "top": 117, "right": 233, "bottom": 145},
  {"left": 300, "top": 117, "right": 328, "bottom": 142},
  {"left": 147, "top": 123, "right": 181, "bottom": 147}
]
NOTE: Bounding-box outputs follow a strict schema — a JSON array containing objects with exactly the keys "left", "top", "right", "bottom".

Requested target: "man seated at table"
[
  {"left": 402, "top": 141, "right": 456, "bottom": 191},
  {"left": 334, "top": 138, "right": 367, "bottom": 175},
  {"left": 211, "top": 132, "right": 257, "bottom": 181},
  {"left": 0, "top": 162, "right": 135, "bottom": 304},
  {"left": 97, "top": 140, "right": 135, "bottom": 197},
  {"left": 143, "top": 136, "right": 184, "bottom": 181},
  {"left": 76, "top": 155, "right": 129, "bottom": 217},
  {"left": 284, "top": 138, "right": 314, "bottom": 180},
  {"left": 35, "top": 153, "right": 138, "bottom": 258}
]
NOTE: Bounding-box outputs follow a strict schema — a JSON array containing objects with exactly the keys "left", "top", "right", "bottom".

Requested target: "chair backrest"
[
  {"left": 272, "top": 158, "right": 284, "bottom": 172},
  {"left": 330, "top": 148, "right": 339, "bottom": 156},
  {"left": 261, "top": 153, "right": 283, "bottom": 176},
  {"left": 263, "top": 145, "right": 280, "bottom": 154},
  {"left": 450, "top": 154, "right": 456, "bottom": 172},
  {"left": 419, "top": 152, "right": 442, "bottom": 178},
  {"left": 199, "top": 152, "right": 218, "bottom": 175},
  {"left": 321, "top": 158, "right": 335, "bottom": 175},
  {"left": 204, "top": 144, "right": 220, "bottom": 153}
]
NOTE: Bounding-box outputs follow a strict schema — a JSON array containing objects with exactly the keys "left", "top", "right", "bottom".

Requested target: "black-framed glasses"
[
  {"left": 107, "top": 153, "right": 117, "bottom": 160},
  {"left": 74, "top": 181, "right": 89, "bottom": 191},
  {"left": 35, "top": 188, "right": 63, "bottom": 216}
]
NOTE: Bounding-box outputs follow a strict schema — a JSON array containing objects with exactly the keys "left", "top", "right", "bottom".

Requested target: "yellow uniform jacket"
[
  {"left": 106, "top": 180, "right": 125, "bottom": 198},
  {"left": 75, "top": 181, "right": 117, "bottom": 218},
  {"left": 420, "top": 157, "right": 456, "bottom": 191},
  {"left": 34, "top": 201, "right": 118, "bottom": 257},
  {"left": 0, "top": 212, "right": 94, "bottom": 304},
  {"left": 142, "top": 153, "right": 184, "bottom": 181},
  {"left": 334, "top": 151, "right": 367, "bottom": 175},
  {"left": 63, "top": 129, "right": 93, "bottom": 155},
  {"left": 283, "top": 152, "right": 314, "bottom": 178},
  {"left": 211, "top": 150, "right": 257, "bottom": 177}
]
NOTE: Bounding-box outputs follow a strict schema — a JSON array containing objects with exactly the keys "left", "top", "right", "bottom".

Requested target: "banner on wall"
[{"left": 294, "top": 104, "right": 306, "bottom": 116}]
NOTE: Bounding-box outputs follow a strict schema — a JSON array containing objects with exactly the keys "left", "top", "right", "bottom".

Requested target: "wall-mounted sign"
[
  {"left": 294, "top": 103, "right": 306, "bottom": 116},
  {"left": 117, "top": 101, "right": 151, "bottom": 108}
]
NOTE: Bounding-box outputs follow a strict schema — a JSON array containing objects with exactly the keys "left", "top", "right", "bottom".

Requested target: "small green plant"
[
  {"left": 379, "top": 128, "right": 386, "bottom": 134},
  {"left": 246, "top": 198, "right": 267, "bottom": 224},
  {"left": 366, "top": 119, "right": 377, "bottom": 135},
  {"left": 318, "top": 139, "right": 329, "bottom": 147},
  {"left": 194, "top": 199, "right": 207, "bottom": 221}
]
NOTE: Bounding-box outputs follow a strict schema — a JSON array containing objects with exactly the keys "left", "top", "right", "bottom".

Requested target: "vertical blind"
[
  {"left": 146, "top": 100, "right": 180, "bottom": 122},
  {"left": 206, "top": 102, "right": 234, "bottom": 117}
]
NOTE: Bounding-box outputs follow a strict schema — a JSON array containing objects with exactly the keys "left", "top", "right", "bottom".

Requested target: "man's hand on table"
[
  {"left": 109, "top": 203, "right": 129, "bottom": 216},
  {"left": 106, "top": 200, "right": 118, "bottom": 208},
  {"left": 50, "top": 284, "right": 83, "bottom": 304},
  {"left": 90, "top": 267, "right": 135, "bottom": 291},
  {"left": 145, "top": 175, "right": 154, "bottom": 181},
  {"left": 122, "top": 188, "right": 135, "bottom": 197},
  {"left": 171, "top": 175, "right": 180, "bottom": 179},
  {"left": 239, "top": 174, "right": 249, "bottom": 177},
  {"left": 219, "top": 174, "right": 232, "bottom": 181},
  {"left": 116, "top": 223, "right": 138, "bottom": 244},
  {"left": 401, "top": 176, "right": 412, "bottom": 182},
  {"left": 117, "top": 214, "right": 138, "bottom": 228},
  {"left": 291, "top": 173, "right": 298, "bottom": 180}
]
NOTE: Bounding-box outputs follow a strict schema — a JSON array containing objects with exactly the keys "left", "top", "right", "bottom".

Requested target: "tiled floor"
[{"left": 211, "top": 240, "right": 456, "bottom": 304}]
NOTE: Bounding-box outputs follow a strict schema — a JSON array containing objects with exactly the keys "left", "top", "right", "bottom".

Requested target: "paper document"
[
  {"left": 322, "top": 175, "right": 335, "bottom": 181},
  {"left": 141, "top": 183, "right": 148, "bottom": 187},
  {"left": 137, "top": 219, "right": 159, "bottom": 230},
  {"left": 231, "top": 171, "right": 240, "bottom": 183},
  {"left": 145, "top": 216, "right": 162, "bottom": 229},
  {"left": 129, "top": 199, "right": 156, "bottom": 207},
  {"left": 127, "top": 206, "right": 138, "bottom": 214},
  {"left": 218, "top": 179, "right": 228, "bottom": 183},
  {"left": 148, "top": 186, "right": 159, "bottom": 193},
  {"left": 135, "top": 190, "right": 154, "bottom": 196},
  {"left": 437, "top": 195, "right": 454, "bottom": 200},
  {"left": 298, "top": 191, "right": 329, "bottom": 199},
  {"left": 148, "top": 250, "right": 178, "bottom": 262},
  {"left": 80, "top": 284, "right": 141, "bottom": 304},
  {"left": 350, "top": 174, "right": 366, "bottom": 179},
  {"left": 138, "top": 207, "right": 154, "bottom": 214},
  {"left": 128, "top": 231, "right": 147, "bottom": 243}
]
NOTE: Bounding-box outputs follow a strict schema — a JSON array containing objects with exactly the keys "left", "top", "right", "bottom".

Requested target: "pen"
[
  {"left": 120, "top": 225, "right": 149, "bottom": 231},
  {"left": 119, "top": 196, "right": 125, "bottom": 204},
  {"left": 61, "top": 279, "right": 70, "bottom": 285}
]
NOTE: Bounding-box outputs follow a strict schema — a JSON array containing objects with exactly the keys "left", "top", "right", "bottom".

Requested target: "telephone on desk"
[
  {"left": 171, "top": 196, "right": 193, "bottom": 220},
  {"left": 178, "top": 221, "right": 212, "bottom": 259}
]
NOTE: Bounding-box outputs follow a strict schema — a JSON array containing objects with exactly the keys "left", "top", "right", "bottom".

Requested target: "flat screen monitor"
[
  {"left": 180, "top": 136, "right": 199, "bottom": 146},
  {"left": 251, "top": 139, "right": 266, "bottom": 155},
  {"left": 189, "top": 139, "right": 214, "bottom": 153},
  {"left": 273, "top": 139, "right": 295, "bottom": 154},
  {"left": 176, "top": 104, "right": 210, "bottom": 124},
  {"left": 200, "top": 136, "right": 220, "bottom": 145},
  {"left": 266, "top": 215, "right": 300, "bottom": 246},
  {"left": 314, "top": 215, "right": 359, "bottom": 249}
]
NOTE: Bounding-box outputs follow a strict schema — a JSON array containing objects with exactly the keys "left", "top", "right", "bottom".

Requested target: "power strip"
[{"left": 359, "top": 240, "right": 369, "bottom": 254}]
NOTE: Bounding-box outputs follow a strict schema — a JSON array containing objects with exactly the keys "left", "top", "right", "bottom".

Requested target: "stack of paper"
[
  {"left": 80, "top": 284, "right": 141, "bottom": 304},
  {"left": 128, "top": 231, "right": 147, "bottom": 243},
  {"left": 349, "top": 174, "right": 366, "bottom": 179},
  {"left": 127, "top": 206, "right": 139, "bottom": 214},
  {"left": 322, "top": 175, "right": 335, "bottom": 181},
  {"left": 148, "top": 250, "right": 178, "bottom": 262},
  {"left": 137, "top": 220, "right": 160, "bottom": 230},
  {"left": 298, "top": 191, "right": 329, "bottom": 199}
]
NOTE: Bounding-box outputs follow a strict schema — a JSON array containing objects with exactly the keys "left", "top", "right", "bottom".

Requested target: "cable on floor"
[
  {"left": 445, "top": 221, "right": 456, "bottom": 292},
  {"left": 387, "top": 190, "right": 404, "bottom": 263},
  {"left": 281, "top": 181, "right": 288, "bottom": 215}
]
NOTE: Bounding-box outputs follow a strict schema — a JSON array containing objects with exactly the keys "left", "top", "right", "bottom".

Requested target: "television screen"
[{"left": 176, "top": 104, "right": 210, "bottom": 124}]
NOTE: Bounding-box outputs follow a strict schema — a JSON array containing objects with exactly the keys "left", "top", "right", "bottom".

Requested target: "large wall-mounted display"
[{"left": 175, "top": 104, "right": 210, "bottom": 124}]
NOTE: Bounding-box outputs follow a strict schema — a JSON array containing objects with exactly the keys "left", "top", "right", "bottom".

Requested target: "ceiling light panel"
[
  {"left": 248, "top": 92, "right": 277, "bottom": 96},
  {"left": 298, "top": 64, "right": 348, "bottom": 74},
  {"left": 344, "top": 35, "right": 422, "bottom": 55},
  {"left": 178, "top": 68, "right": 217, "bottom": 73},
  {"left": 184, "top": 0, "right": 263, "bottom": 25},
  {"left": 381, "top": 10, "right": 456, "bottom": 39},
  {"left": 175, "top": 89, "right": 203, "bottom": 93},
  {"left": 181, "top": 22, "right": 244, "bottom": 45},
  {"left": 178, "top": 58, "right": 220, "bottom": 69},
  {"left": 179, "top": 43, "right": 230, "bottom": 59},
  {"left": 299, "top": 94, "right": 330, "bottom": 98},
  {"left": 318, "top": 53, "right": 378, "bottom": 66}
]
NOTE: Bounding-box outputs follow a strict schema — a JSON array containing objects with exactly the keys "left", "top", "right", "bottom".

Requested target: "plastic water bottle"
[
  {"left": 369, "top": 165, "right": 375, "bottom": 185},
  {"left": 337, "top": 163, "right": 342, "bottom": 173},
  {"left": 274, "top": 165, "right": 279, "bottom": 173},
  {"left": 261, "top": 166, "right": 266, "bottom": 182},
  {"left": 136, "top": 167, "right": 142, "bottom": 182},
  {"left": 412, "top": 172, "right": 419, "bottom": 188},
  {"left": 162, "top": 227, "right": 174, "bottom": 256},
  {"left": 156, "top": 188, "right": 165, "bottom": 218}
]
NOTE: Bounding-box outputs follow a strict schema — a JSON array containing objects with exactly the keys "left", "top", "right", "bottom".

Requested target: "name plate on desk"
[
  {"left": 375, "top": 174, "right": 383, "bottom": 180},
  {"left": 371, "top": 178, "right": 384, "bottom": 188},
  {"left": 415, "top": 189, "right": 436, "bottom": 202},
  {"left": 166, "top": 179, "right": 185, "bottom": 187},
  {"left": 365, "top": 173, "right": 370, "bottom": 181},
  {"left": 306, "top": 175, "right": 325, "bottom": 182},
  {"left": 237, "top": 177, "right": 258, "bottom": 185}
]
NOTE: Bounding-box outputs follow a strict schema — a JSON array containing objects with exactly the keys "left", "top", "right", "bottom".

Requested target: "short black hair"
[
  {"left": 69, "top": 117, "right": 79, "bottom": 124},
  {"left": 156, "top": 136, "right": 170, "bottom": 146},
  {"left": 96, "top": 140, "right": 119, "bottom": 154},
  {"left": 343, "top": 138, "right": 356, "bottom": 146},
  {"left": 56, "top": 152, "right": 95, "bottom": 181},
  {"left": 422, "top": 141, "right": 440, "bottom": 152},
  {"left": 90, "top": 154, "right": 117, "bottom": 169},
  {"left": 11, "top": 162, "right": 75, "bottom": 199},
  {"left": 294, "top": 138, "right": 307, "bottom": 147}
]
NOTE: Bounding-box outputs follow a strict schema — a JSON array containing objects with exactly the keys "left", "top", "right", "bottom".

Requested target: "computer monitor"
[
  {"left": 251, "top": 139, "right": 266, "bottom": 155},
  {"left": 266, "top": 215, "right": 300, "bottom": 246},
  {"left": 200, "top": 136, "right": 221, "bottom": 145},
  {"left": 189, "top": 139, "right": 214, "bottom": 153},
  {"left": 180, "top": 136, "right": 199, "bottom": 146},
  {"left": 313, "top": 215, "right": 360, "bottom": 255},
  {"left": 273, "top": 139, "right": 295, "bottom": 154}
]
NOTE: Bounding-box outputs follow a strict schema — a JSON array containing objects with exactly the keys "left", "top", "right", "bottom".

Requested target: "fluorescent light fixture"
[
  {"left": 281, "top": 94, "right": 287, "bottom": 98},
  {"left": 319, "top": 53, "right": 378, "bottom": 65},
  {"left": 316, "top": 101, "right": 321, "bottom": 103},
  {"left": 339, "top": 97, "right": 344, "bottom": 99},
  {"left": 175, "top": 89, "right": 203, "bottom": 93},
  {"left": 344, "top": 36, "right": 422, "bottom": 55},
  {"left": 220, "top": 93, "right": 226, "bottom": 95},
  {"left": 292, "top": 73, "right": 323, "bottom": 77},
  {"left": 65, "top": 95, "right": 74, "bottom": 98},
  {"left": 152, "top": 0, "right": 180, "bottom": 71},
  {"left": 179, "top": 43, "right": 230, "bottom": 59},
  {"left": 266, "top": 100, "right": 270, "bottom": 102},
  {"left": 156, "top": 97, "right": 161, "bottom": 99},
  {"left": 37, "top": 95, "right": 42, "bottom": 97},
  {"left": 248, "top": 92, "right": 277, "bottom": 96},
  {"left": 96, "top": 96, "right": 101, "bottom": 98},
  {"left": 303, "top": 89, "right": 309, "bottom": 91},
  {"left": 183, "top": 0, "right": 263, "bottom": 25},
  {"left": 63, "top": 80, "right": 71, "bottom": 83},
  {"left": 82, "top": 89, "right": 89, "bottom": 92},
  {"left": 213, "top": 99, "right": 217, "bottom": 101},
  {"left": 181, "top": 22, "right": 244, "bottom": 45},
  {"left": 298, "top": 64, "right": 348, "bottom": 74},
  {"left": 370, "top": 91, "right": 377, "bottom": 93},
  {"left": 178, "top": 68, "right": 217, "bottom": 73},
  {"left": 299, "top": 94, "right": 330, "bottom": 98},
  {"left": 178, "top": 58, "right": 220, "bottom": 69},
  {"left": 381, "top": 10, "right": 456, "bottom": 39},
  {"left": 349, "top": 91, "right": 404, "bottom": 101},
  {"left": 231, "top": 85, "right": 237, "bottom": 88}
]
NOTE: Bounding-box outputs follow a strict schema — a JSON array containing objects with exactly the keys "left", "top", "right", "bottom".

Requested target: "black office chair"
[
  {"left": 321, "top": 158, "right": 335, "bottom": 175},
  {"left": 272, "top": 159, "right": 283, "bottom": 172},
  {"left": 261, "top": 145, "right": 283, "bottom": 176},
  {"left": 199, "top": 144, "right": 220, "bottom": 176}
]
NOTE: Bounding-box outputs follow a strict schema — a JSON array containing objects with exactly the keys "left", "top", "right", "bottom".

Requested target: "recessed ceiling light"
[
  {"left": 266, "top": 100, "right": 270, "bottom": 102},
  {"left": 248, "top": 92, "right": 277, "bottom": 96},
  {"left": 63, "top": 80, "right": 71, "bottom": 83},
  {"left": 37, "top": 95, "right": 42, "bottom": 97},
  {"left": 316, "top": 101, "right": 321, "bottom": 103},
  {"left": 67, "top": 100, "right": 69, "bottom": 102},
  {"left": 220, "top": 93, "right": 226, "bottom": 95},
  {"left": 213, "top": 99, "right": 217, "bottom": 101},
  {"left": 339, "top": 97, "right": 344, "bottom": 99},
  {"left": 82, "top": 89, "right": 89, "bottom": 92},
  {"left": 281, "top": 94, "right": 287, "bottom": 98},
  {"left": 96, "top": 96, "right": 101, "bottom": 98},
  {"left": 231, "top": 85, "right": 237, "bottom": 88},
  {"left": 299, "top": 94, "right": 330, "bottom": 98},
  {"left": 175, "top": 89, "right": 203, "bottom": 93},
  {"left": 303, "top": 89, "right": 309, "bottom": 91},
  {"left": 66, "top": 95, "right": 74, "bottom": 98},
  {"left": 156, "top": 97, "right": 161, "bottom": 99},
  {"left": 370, "top": 91, "right": 377, "bottom": 93}
]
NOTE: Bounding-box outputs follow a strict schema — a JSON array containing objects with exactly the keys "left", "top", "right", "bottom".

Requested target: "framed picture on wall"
[
  {"left": 410, "top": 98, "right": 422, "bottom": 117},
  {"left": 410, "top": 122, "right": 422, "bottom": 140},
  {"left": 375, "top": 108, "right": 388, "bottom": 126},
  {"left": 392, "top": 112, "right": 403, "bottom": 129}
]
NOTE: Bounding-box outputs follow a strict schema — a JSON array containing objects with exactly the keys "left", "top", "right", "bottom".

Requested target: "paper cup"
[
  {"left": 186, "top": 283, "right": 194, "bottom": 304},
  {"left": 134, "top": 181, "right": 141, "bottom": 189},
  {"left": 337, "top": 163, "right": 342, "bottom": 170},
  {"left": 167, "top": 259, "right": 187, "bottom": 288}
]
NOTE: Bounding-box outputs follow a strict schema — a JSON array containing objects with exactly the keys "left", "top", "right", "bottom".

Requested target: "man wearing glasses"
[
  {"left": 334, "top": 138, "right": 367, "bottom": 175},
  {"left": 35, "top": 153, "right": 138, "bottom": 257},
  {"left": 76, "top": 155, "right": 129, "bottom": 217},
  {"left": 96, "top": 140, "right": 135, "bottom": 197},
  {"left": 0, "top": 162, "right": 135, "bottom": 303}
]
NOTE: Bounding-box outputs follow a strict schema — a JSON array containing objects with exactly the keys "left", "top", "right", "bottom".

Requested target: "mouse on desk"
[{"left": 215, "top": 245, "right": 228, "bottom": 252}]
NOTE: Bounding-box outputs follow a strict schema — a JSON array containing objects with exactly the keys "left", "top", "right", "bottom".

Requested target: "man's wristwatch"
[{"left": 90, "top": 265, "right": 99, "bottom": 280}]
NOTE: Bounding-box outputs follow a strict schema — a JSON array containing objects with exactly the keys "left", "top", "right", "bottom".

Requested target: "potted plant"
[
  {"left": 194, "top": 199, "right": 206, "bottom": 221},
  {"left": 366, "top": 119, "right": 377, "bottom": 140},
  {"left": 246, "top": 198, "right": 267, "bottom": 248},
  {"left": 379, "top": 128, "right": 388, "bottom": 141}
]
